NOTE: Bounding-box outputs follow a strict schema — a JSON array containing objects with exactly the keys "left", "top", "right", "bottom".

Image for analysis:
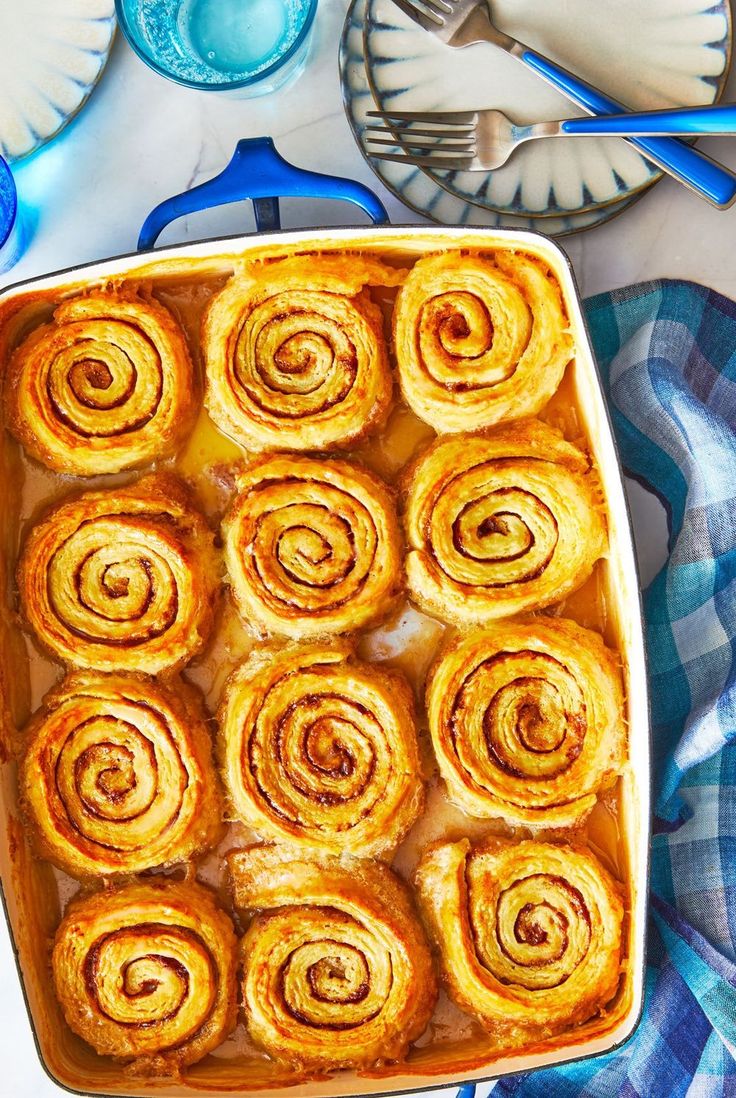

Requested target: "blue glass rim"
[
  {"left": 114, "top": 0, "right": 319, "bottom": 92},
  {"left": 0, "top": 157, "right": 18, "bottom": 251}
]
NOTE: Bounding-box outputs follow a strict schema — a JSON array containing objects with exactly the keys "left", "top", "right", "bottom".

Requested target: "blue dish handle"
[
  {"left": 520, "top": 51, "right": 736, "bottom": 209},
  {"left": 561, "top": 103, "right": 736, "bottom": 137},
  {"left": 138, "top": 137, "right": 389, "bottom": 250}
]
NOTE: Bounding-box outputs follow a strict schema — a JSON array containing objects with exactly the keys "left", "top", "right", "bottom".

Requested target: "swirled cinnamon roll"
[
  {"left": 403, "top": 420, "right": 606, "bottom": 624},
  {"left": 203, "top": 255, "right": 400, "bottom": 452},
  {"left": 52, "top": 879, "right": 238, "bottom": 1070},
  {"left": 393, "top": 252, "right": 573, "bottom": 432},
  {"left": 17, "top": 473, "right": 218, "bottom": 673},
  {"left": 218, "top": 644, "right": 423, "bottom": 857},
  {"left": 229, "top": 845, "right": 437, "bottom": 1071},
  {"left": 223, "top": 455, "right": 402, "bottom": 638},
  {"left": 427, "top": 620, "right": 625, "bottom": 829},
  {"left": 5, "top": 292, "right": 196, "bottom": 475},
  {"left": 415, "top": 837, "right": 624, "bottom": 1044},
  {"left": 21, "top": 672, "right": 222, "bottom": 877}
]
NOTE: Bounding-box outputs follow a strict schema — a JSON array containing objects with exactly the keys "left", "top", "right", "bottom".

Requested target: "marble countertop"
[{"left": 2, "top": 0, "right": 733, "bottom": 1092}]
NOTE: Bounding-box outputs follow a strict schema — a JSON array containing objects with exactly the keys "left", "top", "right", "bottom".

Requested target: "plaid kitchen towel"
[{"left": 467, "top": 280, "right": 736, "bottom": 1098}]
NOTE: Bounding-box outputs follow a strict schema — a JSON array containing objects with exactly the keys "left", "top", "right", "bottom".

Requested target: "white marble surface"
[{"left": 4, "top": 0, "right": 733, "bottom": 1091}]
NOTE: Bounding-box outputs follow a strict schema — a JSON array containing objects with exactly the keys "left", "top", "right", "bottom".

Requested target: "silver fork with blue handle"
[
  {"left": 365, "top": 104, "right": 736, "bottom": 172},
  {"left": 384, "top": 0, "right": 736, "bottom": 208}
]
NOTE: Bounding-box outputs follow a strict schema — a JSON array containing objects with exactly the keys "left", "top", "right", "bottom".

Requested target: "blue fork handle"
[
  {"left": 138, "top": 137, "right": 389, "bottom": 250},
  {"left": 560, "top": 103, "right": 736, "bottom": 137},
  {"left": 519, "top": 51, "right": 736, "bottom": 209}
]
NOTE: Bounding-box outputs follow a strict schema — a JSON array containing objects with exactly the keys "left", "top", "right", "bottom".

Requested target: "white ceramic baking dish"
[{"left": 0, "top": 145, "right": 650, "bottom": 1097}]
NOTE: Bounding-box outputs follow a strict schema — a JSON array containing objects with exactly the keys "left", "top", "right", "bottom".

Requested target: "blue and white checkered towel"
[{"left": 462, "top": 280, "right": 736, "bottom": 1098}]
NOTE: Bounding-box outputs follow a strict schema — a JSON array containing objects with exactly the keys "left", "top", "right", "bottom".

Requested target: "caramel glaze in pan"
[{"left": 0, "top": 252, "right": 631, "bottom": 1089}]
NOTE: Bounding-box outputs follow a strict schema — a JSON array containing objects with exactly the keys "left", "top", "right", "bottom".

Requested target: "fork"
[
  {"left": 365, "top": 104, "right": 736, "bottom": 172},
  {"left": 383, "top": 0, "right": 736, "bottom": 208}
]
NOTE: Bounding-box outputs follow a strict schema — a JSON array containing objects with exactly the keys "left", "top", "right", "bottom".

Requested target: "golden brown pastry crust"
[
  {"left": 415, "top": 837, "right": 624, "bottom": 1045},
  {"left": 402, "top": 420, "right": 607, "bottom": 624},
  {"left": 3, "top": 244, "right": 633, "bottom": 1084},
  {"left": 393, "top": 252, "right": 573, "bottom": 432},
  {"left": 17, "top": 473, "right": 219, "bottom": 674},
  {"left": 5, "top": 292, "right": 196, "bottom": 475},
  {"left": 51, "top": 879, "right": 238, "bottom": 1071},
  {"left": 21, "top": 671, "right": 223, "bottom": 877},
  {"left": 218, "top": 642, "right": 423, "bottom": 857},
  {"left": 223, "top": 454, "right": 403, "bottom": 638},
  {"left": 203, "top": 255, "right": 401, "bottom": 452},
  {"left": 427, "top": 619, "right": 625, "bottom": 828},
  {"left": 228, "top": 844, "right": 438, "bottom": 1072}
]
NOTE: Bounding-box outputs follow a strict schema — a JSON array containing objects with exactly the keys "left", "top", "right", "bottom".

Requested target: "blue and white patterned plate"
[
  {"left": 340, "top": 0, "right": 641, "bottom": 236},
  {"left": 351, "top": 0, "right": 731, "bottom": 222},
  {"left": 0, "top": 0, "right": 115, "bottom": 163}
]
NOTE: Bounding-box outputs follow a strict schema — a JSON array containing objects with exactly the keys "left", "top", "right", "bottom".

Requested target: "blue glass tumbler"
[
  {"left": 115, "top": 0, "right": 318, "bottom": 97},
  {"left": 0, "top": 157, "right": 23, "bottom": 276}
]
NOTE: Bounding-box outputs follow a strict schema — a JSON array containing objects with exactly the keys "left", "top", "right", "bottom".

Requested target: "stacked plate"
[
  {"left": 340, "top": 0, "right": 732, "bottom": 234},
  {"left": 0, "top": 0, "right": 115, "bottom": 162}
]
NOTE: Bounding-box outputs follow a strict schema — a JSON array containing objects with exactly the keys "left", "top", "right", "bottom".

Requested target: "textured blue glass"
[
  {"left": 116, "top": 0, "right": 317, "bottom": 91},
  {"left": 0, "top": 157, "right": 16, "bottom": 251},
  {"left": 0, "top": 155, "right": 23, "bottom": 274}
]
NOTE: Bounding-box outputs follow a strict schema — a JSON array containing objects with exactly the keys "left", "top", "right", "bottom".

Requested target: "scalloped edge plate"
[
  {"left": 0, "top": 0, "right": 116, "bottom": 163},
  {"left": 341, "top": 0, "right": 644, "bottom": 235},
  {"left": 360, "top": 0, "right": 731, "bottom": 219}
]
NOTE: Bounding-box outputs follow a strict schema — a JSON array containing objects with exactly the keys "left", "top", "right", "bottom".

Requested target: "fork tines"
[
  {"left": 366, "top": 108, "right": 476, "bottom": 125},
  {"left": 388, "top": 0, "right": 450, "bottom": 29},
  {"left": 364, "top": 108, "right": 476, "bottom": 170}
]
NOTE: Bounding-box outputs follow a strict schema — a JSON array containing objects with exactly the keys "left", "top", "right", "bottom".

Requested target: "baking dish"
[{"left": 0, "top": 139, "right": 650, "bottom": 1097}]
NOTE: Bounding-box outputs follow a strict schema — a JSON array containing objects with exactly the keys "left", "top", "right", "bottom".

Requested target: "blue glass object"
[
  {"left": 0, "top": 157, "right": 24, "bottom": 276},
  {"left": 115, "top": 0, "right": 318, "bottom": 96},
  {"left": 138, "top": 137, "right": 388, "bottom": 249}
]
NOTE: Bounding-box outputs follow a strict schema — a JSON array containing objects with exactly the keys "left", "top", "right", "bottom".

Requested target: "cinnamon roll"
[
  {"left": 21, "top": 672, "right": 222, "bottom": 877},
  {"left": 52, "top": 879, "right": 238, "bottom": 1070},
  {"left": 427, "top": 620, "right": 625, "bottom": 828},
  {"left": 17, "top": 473, "right": 218, "bottom": 673},
  {"left": 223, "top": 455, "right": 402, "bottom": 638},
  {"left": 203, "top": 255, "right": 399, "bottom": 452},
  {"left": 218, "top": 643, "right": 423, "bottom": 857},
  {"left": 393, "top": 252, "right": 573, "bottom": 432},
  {"left": 403, "top": 420, "right": 606, "bottom": 624},
  {"left": 415, "top": 837, "right": 624, "bottom": 1044},
  {"left": 229, "top": 845, "right": 437, "bottom": 1071},
  {"left": 5, "top": 292, "right": 196, "bottom": 475}
]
